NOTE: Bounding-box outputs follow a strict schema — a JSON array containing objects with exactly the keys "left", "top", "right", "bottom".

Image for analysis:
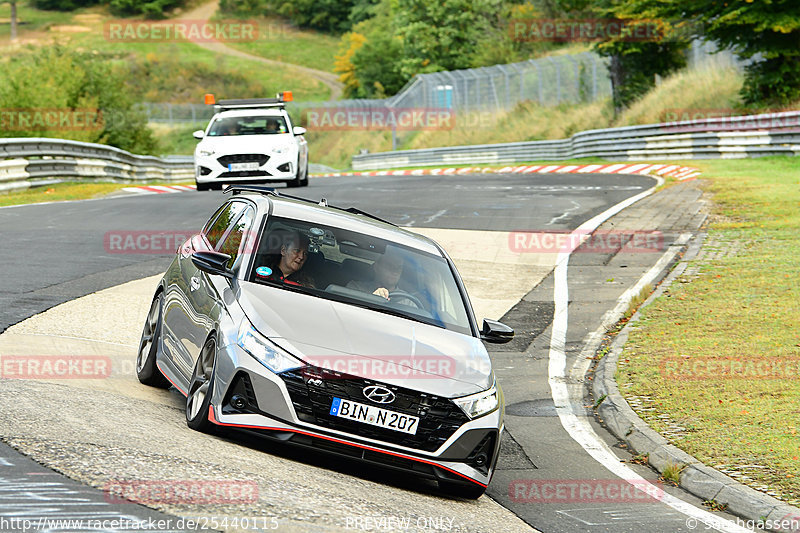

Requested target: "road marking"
[
  {"left": 556, "top": 507, "right": 685, "bottom": 526},
  {"left": 546, "top": 177, "right": 751, "bottom": 532},
  {"left": 546, "top": 200, "right": 582, "bottom": 226}
]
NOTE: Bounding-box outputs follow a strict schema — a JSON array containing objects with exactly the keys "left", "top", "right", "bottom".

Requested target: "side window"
[
  {"left": 205, "top": 202, "right": 246, "bottom": 249},
  {"left": 217, "top": 206, "right": 256, "bottom": 269}
]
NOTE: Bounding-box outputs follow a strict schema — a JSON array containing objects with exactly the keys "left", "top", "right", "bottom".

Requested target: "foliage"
[
  {"left": 31, "top": 0, "right": 185, "bottom": 18},
  {"left": 394, "top": 0, "right": 504, "bottom": 77},
  {"left": 334, "top": 32, "right": 368, "bottom": 97},
  {"left": 612, "top": 0, "right": 800, "bottom": 106},
  {"left": 0, "top": 46, "right": 157, "bottom": 155},
  {"left": 30, "top": 0, "right": 102, "bottom": 10}
]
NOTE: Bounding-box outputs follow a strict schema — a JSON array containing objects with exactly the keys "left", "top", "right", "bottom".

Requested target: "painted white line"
[
  {"left": 547, "top": 179, "right": 750, "bottom": 533},
  {"left": 121, "top": 187, "right": 152, "bottom": 194}
]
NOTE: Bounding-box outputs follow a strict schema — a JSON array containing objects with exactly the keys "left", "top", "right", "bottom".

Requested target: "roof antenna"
[{"left": 319, "top": 198, "right": 328, "bottom": 207}]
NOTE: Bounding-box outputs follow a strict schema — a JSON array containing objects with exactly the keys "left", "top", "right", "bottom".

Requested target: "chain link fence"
[{"left": 143, "top": 43, "right": 744, "bottom": 126}]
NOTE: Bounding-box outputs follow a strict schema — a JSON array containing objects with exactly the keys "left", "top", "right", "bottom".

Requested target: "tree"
[
  {"left": 394, "top": 0, "right": 504, "bottom": 78},
  {"left": 614, "top": 0, "right": 800, "bottom": 106},
  {"left": 8, "top": 0, "right": 16, "bottom": 41}
]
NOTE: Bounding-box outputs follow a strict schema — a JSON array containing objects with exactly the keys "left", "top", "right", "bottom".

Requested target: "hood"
[
  {"left": 198, "top": 134, "right": 296, "bottom": 155},
  {"left": 236, "top": 281, "right": 492, "bottom": 397}
]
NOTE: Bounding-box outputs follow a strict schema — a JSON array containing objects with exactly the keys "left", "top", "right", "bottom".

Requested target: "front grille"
[
  {"left": 217, "top": 154, "right": 269, "bottom": 167},
  {"left": 218, "top": 170, "right": 272, "bottom": 178},
  {"left": 279, "top": 367, "right": 469, "bottom": 452}
]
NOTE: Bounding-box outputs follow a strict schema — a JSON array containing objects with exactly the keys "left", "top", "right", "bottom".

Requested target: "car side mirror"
[
  {"left": 191, "top": 250, "right": 233, "bottom": 278},
  {"left": 480, "top": 319, "right": 514, "bottom": 344},
  {"left": 193, "top": 130, "right": 205, "bottom": 139},
  {"left": 292, "top": 126, "right": 306, "bottom": 136}
]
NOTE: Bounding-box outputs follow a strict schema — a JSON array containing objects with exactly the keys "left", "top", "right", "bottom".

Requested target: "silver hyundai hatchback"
[{"left": 136, "top": 186, "right": 514, "bottom": 498}]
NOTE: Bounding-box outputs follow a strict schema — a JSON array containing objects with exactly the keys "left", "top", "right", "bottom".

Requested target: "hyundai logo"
[{"left": 363, "top": 385, "right": 395, "bottom": 404}]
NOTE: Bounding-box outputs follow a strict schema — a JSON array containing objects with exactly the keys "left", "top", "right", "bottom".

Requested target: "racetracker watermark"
[
  {"left": 104, "top": 480, "right": 258, "bottom": 505},
  {"left": 509, "top": 230, "right": 663, "bottom": 254},
  {"left": 104, "top": 20, "right": 264, "bottom": 42},
  {"left": 304, "top": 107, "right": 454, "bottom": 131},
  {"left": 104, "top": 231, "right": 195, "bottom": 255},
  {"left": 509, "top": 479, "right": 664, "bottom": 503},
  {"left": 302, "top": 355, "right": 469, "bottom": 380},
  {"left": 0, "top": 108, "right": 103, "bottom": 133},
  {"left": 660, "top": 108, "right": 800, "bottom": 133},
  {"left": 509, "top": 18, "right": 701, "bottom": 42},
  {"left": 0, "top": 355, "right": 112, "bottom": 379},
  {"left": 660, "top": 357, "right": 800, "bottom": 381}
]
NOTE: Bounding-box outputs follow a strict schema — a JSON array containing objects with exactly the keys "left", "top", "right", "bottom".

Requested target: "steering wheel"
[{"left": 388, "top": 290, "right": 424, "bottom": 309}]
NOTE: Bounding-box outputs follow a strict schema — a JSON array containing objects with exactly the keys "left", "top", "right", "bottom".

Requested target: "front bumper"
[
  {"left": 195, "top": 153, "right": 295, "bottom": 184},
  {"left": 210, "top": 343, "right": 503, "bottom": 487}
]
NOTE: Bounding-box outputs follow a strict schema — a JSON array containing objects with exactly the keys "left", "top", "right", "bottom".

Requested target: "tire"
[
  {"left": 196, "top": 181, "right": 210, "bottom": 192},
  {"left": 439, "top": 481, "right": 486, "bottom": 499},
  {"left": 186, "top": 336, "right": 218, "bottom": 433},
  {"left": 286, "top": 158, "right": 308, "bottom": 188},
  {"left": 136, "top": 293, "right": 171, "bottom": 388}
]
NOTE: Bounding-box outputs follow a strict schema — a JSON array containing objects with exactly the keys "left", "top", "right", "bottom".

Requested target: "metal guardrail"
[
  {"left": 0, "top": 138, "right": 194, "bottom": 193},
  {"left": 351, "top": 111, "right": 800, "bottom": 170}
]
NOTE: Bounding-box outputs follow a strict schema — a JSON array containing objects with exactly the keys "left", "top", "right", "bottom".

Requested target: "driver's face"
[{"left": 375, "top": 258, "right": 403, "bottom": 289}]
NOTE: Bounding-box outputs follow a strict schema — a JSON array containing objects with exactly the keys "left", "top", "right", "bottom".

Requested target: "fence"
[
  {"left": 351, "top": 111, "right": 800, "bottom": 170},
  {"left": 0, "top": 138, "right": 194, "bottom": 193}
]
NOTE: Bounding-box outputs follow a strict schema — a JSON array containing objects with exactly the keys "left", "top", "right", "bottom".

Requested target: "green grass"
[
  {"left": 0, "top": 0, "right": 76, "bottom": 39},
  {"left": 222, "top": 16, "right": 340, "bottom": 73},
  {"left": 618, "top": 157, "right": 800, "bottom": 506},
  {"left": 0, "top": 181, "right": 148, "bottom": 207}
]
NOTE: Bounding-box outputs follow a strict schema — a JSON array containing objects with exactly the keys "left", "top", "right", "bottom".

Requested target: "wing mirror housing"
[
  {"left": 191, "top": 251, "right": 234, "bottom": 278},
  {"left": 292, "top": 126, "right": 306, "bottom": 136},
  {"left": 193, "top": 130, "right": 205, "bottom": 139},
  {"left": 480, "top": 319, "right": 514, "bottom": 344}
]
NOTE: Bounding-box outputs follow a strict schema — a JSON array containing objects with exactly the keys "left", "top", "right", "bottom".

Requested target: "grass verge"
[
  {"left": 0, "top": 181, "right": 182, "bottom": 207},
  {"left": 617, "top": 157, "right": 800, "bottom": 506}
]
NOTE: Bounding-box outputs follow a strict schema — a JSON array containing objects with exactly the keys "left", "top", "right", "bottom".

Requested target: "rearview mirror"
[
  {"left": 480, "top": 319, "right": 514, "bottom": 344},
  {"left": 192, "top": 130, "right": 205, "bottom": 139},
  {"left": 292, "top": 126, "right": 306, "bottom": 136},
  {"left": 191, "top": 250, "right": 233, "bottom": 278}
]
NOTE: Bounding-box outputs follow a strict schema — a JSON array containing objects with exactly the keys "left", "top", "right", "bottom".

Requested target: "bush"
[{"left": 0, "top": 46, "right": 158, "bottom": 155}]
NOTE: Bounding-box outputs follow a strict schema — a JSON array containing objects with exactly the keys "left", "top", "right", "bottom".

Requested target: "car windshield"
[
  {"left": 248, "top": 216, "right": 472, "bottom": 335},
  {"left": 208, "top": 115, "right": 288, "bottom": 136}
]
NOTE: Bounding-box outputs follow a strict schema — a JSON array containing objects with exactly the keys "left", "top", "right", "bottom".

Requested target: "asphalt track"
[{"left": 0, "top": 173, "right": 743, "bottom": 532}]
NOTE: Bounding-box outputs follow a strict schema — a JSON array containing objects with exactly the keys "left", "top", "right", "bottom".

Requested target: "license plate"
[
  {"left": 330, "top": 397, "right": 419, "bottom": 435},
  {"left": 228, "top": 162, "right": 260, "bottom": 171}
]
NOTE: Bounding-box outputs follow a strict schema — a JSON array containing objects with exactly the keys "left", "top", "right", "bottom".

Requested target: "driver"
[{"left": 347, "top": 248, "right": 404, "bottom": 300}]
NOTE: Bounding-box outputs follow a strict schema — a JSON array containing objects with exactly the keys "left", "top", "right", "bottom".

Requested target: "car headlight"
[
  {"left": 237, "top": 322, "right": 302, "bottom": 374},
  {"left": 199, "top": 149, "right": 215, "bottom": 157},
  {"left": 453, "top": 384, "right": 499, "bottom": 419}
]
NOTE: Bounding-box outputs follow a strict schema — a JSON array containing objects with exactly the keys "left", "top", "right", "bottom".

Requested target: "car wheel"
[
  {"left": 196, "top": 181, "right": 210, "bottom": 192},
  {"left": 186, "top": 336, "right": 217, "bottom": 433},
  {"left": 286, "top": 158, "right": 308, "bottom": 188},
  {"left": 439, "top": 481, "right": 486, "bottom": 499},
  {"left": 136, "top": 293, "right": 171, "bottom": 388}
]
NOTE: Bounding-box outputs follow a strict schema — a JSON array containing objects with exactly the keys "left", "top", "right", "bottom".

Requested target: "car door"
[{"left": 163, "top": 201, "right": 249, "bottom": 380}]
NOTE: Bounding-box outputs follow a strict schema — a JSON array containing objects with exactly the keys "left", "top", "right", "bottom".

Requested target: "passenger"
[{"left": 258, "top": 231, "right": 314, "bottom": 288}]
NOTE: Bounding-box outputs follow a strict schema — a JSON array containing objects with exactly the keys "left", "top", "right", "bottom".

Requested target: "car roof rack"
[
  {"left": 223, "top": 185, "right": 397, "bottom": 227},
  {"left": 214, "top": 98, "right": 285, "bottom": 112}
]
